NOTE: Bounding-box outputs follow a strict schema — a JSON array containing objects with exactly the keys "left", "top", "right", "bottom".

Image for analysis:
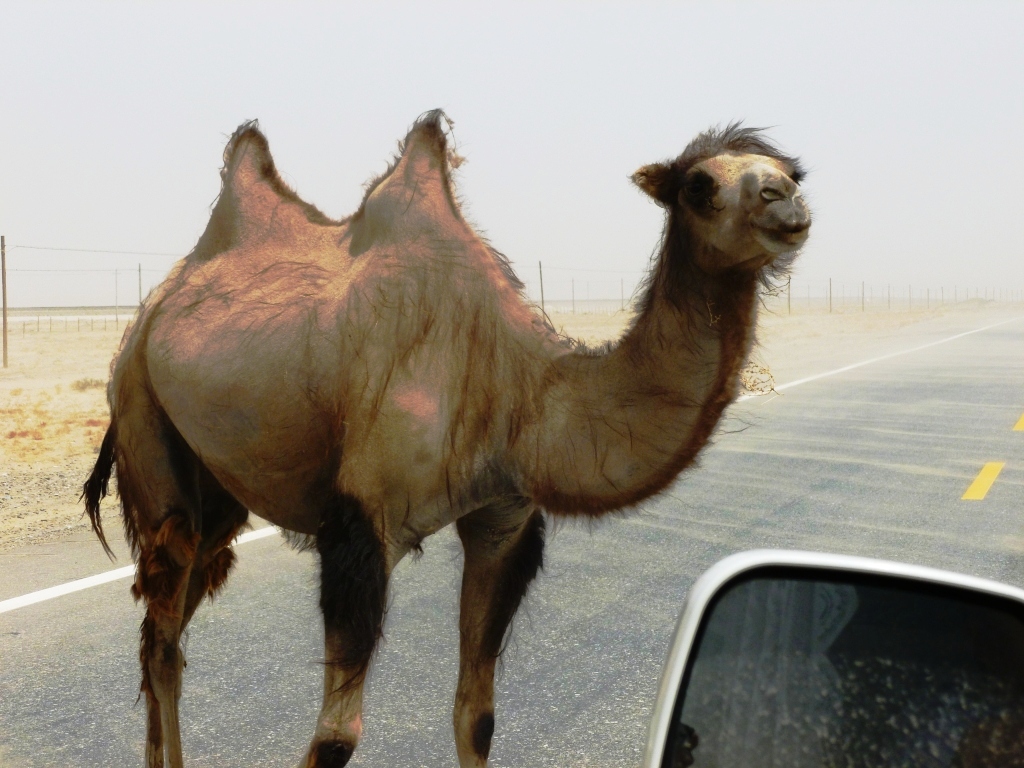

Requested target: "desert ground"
[{"left": 1, "top": 296, "right": 1015, "bottom": 551}]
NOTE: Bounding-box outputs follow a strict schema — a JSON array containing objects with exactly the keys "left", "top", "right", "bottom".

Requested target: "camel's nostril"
[
  {"left": 760, "top": 186, "right": 786, "bottom": 203},
  {"left": 751, "top": 198, "right": 811, "bottom": 241},
  {"left": 779, "top": 218, "right": 811, "bottom": 235}
]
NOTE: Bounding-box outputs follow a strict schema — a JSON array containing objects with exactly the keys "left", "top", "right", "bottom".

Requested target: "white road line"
[
  {"left": 739, "top": 315, "right": 1024, "bottom": 403},
  {"left": 0, "top": 526, "right": 280, "bottom": 615}
]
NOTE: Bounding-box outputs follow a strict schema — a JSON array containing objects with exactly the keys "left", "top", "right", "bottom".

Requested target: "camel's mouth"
[{"left": 752, "top": 221, "right": 810, "bottom": 254}]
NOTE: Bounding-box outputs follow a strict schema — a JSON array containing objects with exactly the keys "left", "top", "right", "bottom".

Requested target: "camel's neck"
[{"left": 514, "top": 259, "right": 758, "bottom": 515}]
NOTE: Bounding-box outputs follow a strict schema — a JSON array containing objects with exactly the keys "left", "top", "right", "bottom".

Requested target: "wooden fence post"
[
  {"left": 1, "top": 235, "right": 7, "bottom": 368},
  {"left": 536, "top": 262, "right": 544, "bottom": 315}
]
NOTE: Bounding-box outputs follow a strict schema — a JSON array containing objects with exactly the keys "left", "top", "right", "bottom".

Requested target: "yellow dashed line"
[
  {"left": 1014, "top": 413, "right": 1024, "bottom": 431},
  {"left": 962, "top": 462, "right": 1005, "bottom": 500}
]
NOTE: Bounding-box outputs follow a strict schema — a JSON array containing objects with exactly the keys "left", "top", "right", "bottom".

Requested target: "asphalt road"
[{"left": 2, "top": 311, "right": 1023, "bottom": 767}]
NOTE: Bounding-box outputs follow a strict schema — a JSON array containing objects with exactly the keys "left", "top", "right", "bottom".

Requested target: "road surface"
[{"left": 2, "top": 310, "right": 1022, "bottom": 767}]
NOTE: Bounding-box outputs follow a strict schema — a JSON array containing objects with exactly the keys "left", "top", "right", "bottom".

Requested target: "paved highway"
[{"left": 2, "top": 311, "right": 1023, "bottom": 767}]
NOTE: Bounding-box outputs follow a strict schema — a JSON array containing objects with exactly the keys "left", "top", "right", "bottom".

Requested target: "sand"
[
  {"left": 1, "top": 299, "right": 1016, "bottom": 550},
  {"left": 1, "top": 323, "right": 126, "bottom": 549}
]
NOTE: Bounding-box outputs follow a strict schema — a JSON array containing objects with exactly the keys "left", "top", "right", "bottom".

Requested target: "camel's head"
[{"left": 633, "top": 124, "right": 809, "bottom": 273}]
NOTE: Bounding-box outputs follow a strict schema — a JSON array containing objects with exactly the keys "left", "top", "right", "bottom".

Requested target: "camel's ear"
[{"left": 632, "top": 162, "right": 677, "bottom": 205}]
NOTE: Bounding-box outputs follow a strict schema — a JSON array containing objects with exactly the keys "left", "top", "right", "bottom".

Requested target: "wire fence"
[
  {"left": 2, "top": 313, "right": 132, "bottom": 336},
  {"left": 2, "top": 241, "right": 1023, "bottom": 334},
  {"left": 4, "top": 283, "right": 1021, "bottom": 333}
]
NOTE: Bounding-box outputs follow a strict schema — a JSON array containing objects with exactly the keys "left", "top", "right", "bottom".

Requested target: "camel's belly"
[
  {"left": 169, "top": 399, "right": 333, "bottom": 535},
  {"left": 150, "top": 360, "right": 468, "bottom": 540},
  {"left": 148, "top": 364, "right": 335, "bottom": 534}
]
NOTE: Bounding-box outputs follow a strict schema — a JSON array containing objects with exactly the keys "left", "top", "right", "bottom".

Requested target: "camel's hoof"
[{"left": 309, "top": 740, "right": 355, "bottom": 768}]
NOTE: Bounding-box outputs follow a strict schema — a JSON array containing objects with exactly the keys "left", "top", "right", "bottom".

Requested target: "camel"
[{"left": 82, "top": 110, "right": 810, "bottom": 768}]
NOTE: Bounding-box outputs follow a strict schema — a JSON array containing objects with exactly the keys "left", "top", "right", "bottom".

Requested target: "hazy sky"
[{"left": 1, "top": 2, "right": 1021, "bottom": 307}]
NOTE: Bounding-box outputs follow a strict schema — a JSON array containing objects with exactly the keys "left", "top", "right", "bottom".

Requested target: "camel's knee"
[
  {"left": 132, "top": 512, "right": 200, "bottom": 615},
  {"left": 316, "top": 492, "right": 387, "bottom": 680}
]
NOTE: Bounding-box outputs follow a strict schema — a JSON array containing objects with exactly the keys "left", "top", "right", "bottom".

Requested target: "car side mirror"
[{"left": 643, "top": 550, "right": 1024, "bottom": 768}]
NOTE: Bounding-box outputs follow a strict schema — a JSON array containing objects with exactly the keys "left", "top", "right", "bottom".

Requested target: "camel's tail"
[{"left": 82, "top": 423, "right": 117, "bottom": 559}]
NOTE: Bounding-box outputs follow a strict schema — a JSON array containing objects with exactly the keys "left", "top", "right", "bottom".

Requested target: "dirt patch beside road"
[{"left": 1, "top": 326, "right": 124, "bottom": 550}]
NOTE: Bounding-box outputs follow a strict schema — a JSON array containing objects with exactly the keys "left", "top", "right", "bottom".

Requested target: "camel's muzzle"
[{"left": 751, "top": 195, "right": 811, "bottom": 253}]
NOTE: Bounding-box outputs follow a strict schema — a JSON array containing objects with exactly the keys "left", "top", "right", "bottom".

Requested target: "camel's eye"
[{"left": 681, "top": 170, "right": 716, "bottom": 212}]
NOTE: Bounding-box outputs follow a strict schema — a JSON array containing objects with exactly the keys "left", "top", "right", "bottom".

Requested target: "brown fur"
[
  {"left": 83, "top": 111, "right": 809, "bottom": 767},
  {"left": 130, "top": 514, "right": 199, "bottom": 615}
]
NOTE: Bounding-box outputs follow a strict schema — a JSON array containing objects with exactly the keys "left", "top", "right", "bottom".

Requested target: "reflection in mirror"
[{"left": 665, "top": 571, "right": 1024, "bottom": 768}]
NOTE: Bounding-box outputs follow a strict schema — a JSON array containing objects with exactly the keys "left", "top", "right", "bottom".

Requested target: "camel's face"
[
  {"left": 680, "top": 152, "right": 810, "bottom": 271},
  {"left": 633, "top": 137, "right": 810, "bottom": 273}
]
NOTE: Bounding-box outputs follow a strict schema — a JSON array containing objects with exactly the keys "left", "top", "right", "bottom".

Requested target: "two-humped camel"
[{"left": 83, "top": 110, "right": 810, "bottom": 767}]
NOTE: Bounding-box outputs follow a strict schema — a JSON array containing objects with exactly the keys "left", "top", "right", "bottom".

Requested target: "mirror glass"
[{"left": 666, "top": 570, "right": 1024, "bottom": 768}]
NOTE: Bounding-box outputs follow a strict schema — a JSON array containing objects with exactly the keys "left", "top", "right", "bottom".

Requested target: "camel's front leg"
[
  {"left": 302, "top": 492, "right": 388, "bottom": 768},
  {"left": 454, "top": 503, "right": 545, "bottom": 767}
]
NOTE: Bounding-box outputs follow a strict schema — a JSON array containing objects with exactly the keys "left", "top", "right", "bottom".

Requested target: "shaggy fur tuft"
[
  {"left": 317, "top": 492, "right": 388, "bottom": 690},
  {"left": 81, "top": 424, "right": 117, "bottom": 559}
]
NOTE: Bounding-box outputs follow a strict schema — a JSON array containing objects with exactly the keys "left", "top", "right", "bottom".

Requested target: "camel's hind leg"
[
  {"left": 454, "top": 503, "right": 545, "bottom": 768},
  {"left": 135, "top": 514, "right": 199, "bottom": 768},
  {"left": 112, "top": 381, "right": 244, "bottom": 768},
  {"left": 139, "top": 473, "right": 248, "bottom": 768},
  {"left": 302, "top": 491, "right": 388, "bottom": 768}
]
